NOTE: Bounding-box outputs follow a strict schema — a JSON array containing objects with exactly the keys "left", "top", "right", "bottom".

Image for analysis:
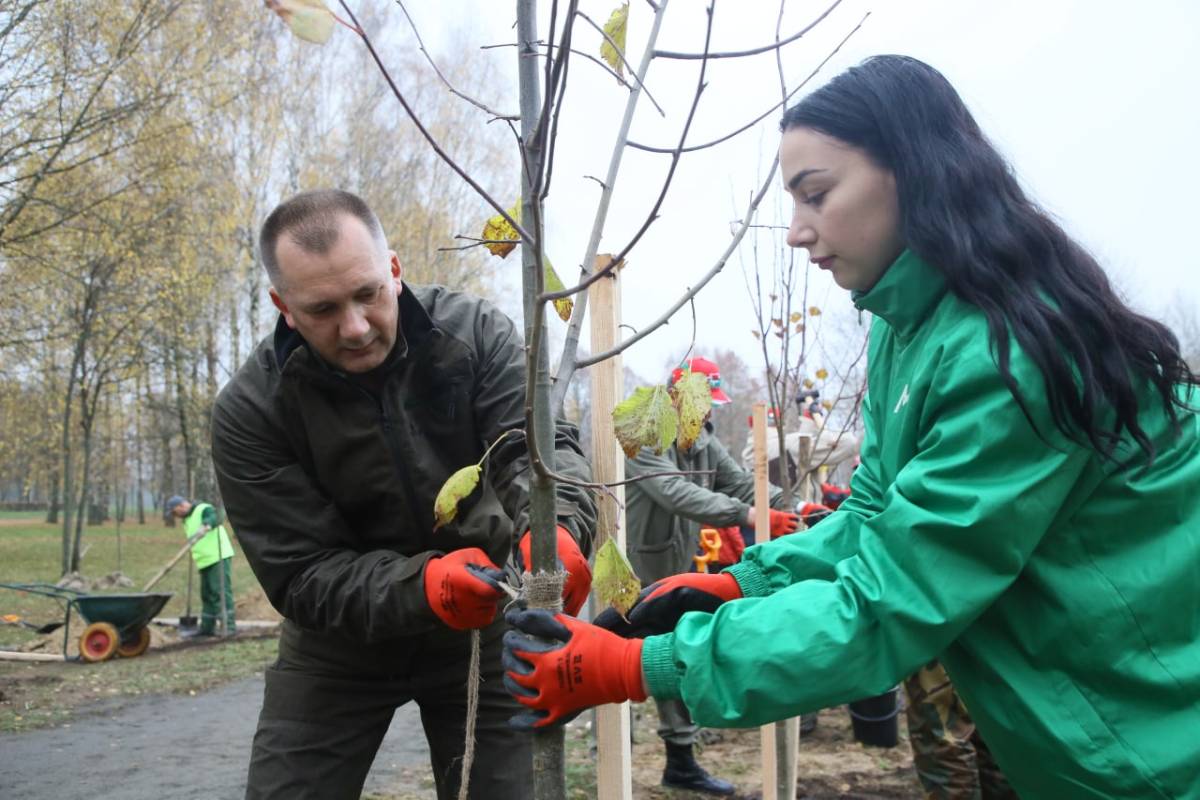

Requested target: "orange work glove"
[
  {"left": 593, "top": 570, "right": 743, "bottom": 639},
  {"left": 503, "top": 606, "right": 647, "bottom": 730},
  {"left": 769, "top": 509, "right": 801, "bottom": 539},
  {"left": 423, "top": 547, "right": 506, "bottom": 630},
  {"left": 799, "top": 502, "right": 834, "bottom": 528},
  {"left": 516, "top": 526, "right": 592, "bottom": 616}
]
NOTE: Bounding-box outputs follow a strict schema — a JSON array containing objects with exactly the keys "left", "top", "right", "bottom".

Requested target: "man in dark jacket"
[
  {"left": 211, "top": 190, "right": 596, "bottom": 800},
  {"left": 623, "top": 356, "right": 798, "bottom": 796}
]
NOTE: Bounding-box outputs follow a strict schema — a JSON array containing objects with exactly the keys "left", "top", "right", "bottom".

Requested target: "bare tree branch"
[
  {"left": 627, "top": 11, "right": 870, "bottom": 154},
  {"left": 393, "top": 0, "right": 518, "bottom": 120},
  {"left": 576, "top": 151, "right": 779, "bottom": 369},
  {"left": 574, "top": 9, "right": 666, "bottom": 116},
  {"left": 336, "top": 1, "right": 534, "bottom": 246},
  {"left": 549, "top": 0, "right": 672, "bottom": 413},
  {"left": 540, "top": 0, "right": 716, "bottom": 305},
  {"left": 654, "top": 0, "right": 843, "bottom": 59}
]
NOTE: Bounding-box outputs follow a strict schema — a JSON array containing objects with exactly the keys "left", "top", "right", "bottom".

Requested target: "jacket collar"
[
  {"left": 851, "top": 249, "right": 946, "bottom": 340},
  {"left": 271, "top": 286, "right": 438, "bottom": 372}
]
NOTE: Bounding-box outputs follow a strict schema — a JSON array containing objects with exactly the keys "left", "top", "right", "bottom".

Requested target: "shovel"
[
  {"left": 1, "top": 614, "right": 63, "bottom": 635},
  {"left": 179, "top": 559, "right": 198, "bottom": 631}
]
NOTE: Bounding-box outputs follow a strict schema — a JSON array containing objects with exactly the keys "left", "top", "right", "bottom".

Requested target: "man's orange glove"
[
  {"left": 503, "top": 605, "right": 647, "bottom": 730},
  {"left": 516, "top": 526, "right": 591, "bottom": 615},
  {"left": 769, "top": 509, "right": 801, "bottom": 539},
  {"left": 423, "top": 547, "right": 506, "bottom": 630}
]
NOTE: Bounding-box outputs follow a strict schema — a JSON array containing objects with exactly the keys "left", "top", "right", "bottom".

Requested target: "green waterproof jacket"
[
  {"left": 183, "top": 502, "right": 234, "bottom": 570},
  {"left": 212, "top": 285, "right": 596, "bottom": 671},
  {"left": 642, "top": 251, "right": 1200, "bottom": 798},
  {"left": 625, "top": 423, "right": 783, "bottom": 583}
]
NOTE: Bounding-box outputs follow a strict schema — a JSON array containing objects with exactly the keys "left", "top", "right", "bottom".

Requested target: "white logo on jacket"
[{"left": 893, "top": 384, "right": 910, "bottom": 414}]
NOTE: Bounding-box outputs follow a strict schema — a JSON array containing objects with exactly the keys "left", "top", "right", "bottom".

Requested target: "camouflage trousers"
[{"left": 902, "top": 661, "right": 1018, "bottom": 800}]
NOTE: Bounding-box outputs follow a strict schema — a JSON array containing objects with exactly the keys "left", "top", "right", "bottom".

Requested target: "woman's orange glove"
[
  {"left": 503, "top": 605, "right": 647, "bottom": 730},
  {"left": 593, "top": 571, "right": 743, "bottom": 638}
]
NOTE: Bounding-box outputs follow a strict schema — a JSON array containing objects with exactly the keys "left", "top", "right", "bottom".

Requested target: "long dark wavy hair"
[{"left": 782, "top": 55, "right": 1197, "bottom": 461}]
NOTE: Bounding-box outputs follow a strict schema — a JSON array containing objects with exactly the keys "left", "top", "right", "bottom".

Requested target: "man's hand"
[
  {"left": 516, "top": 526, "right": 592, "bottom": 616},
  {"left": 503, "top": 605, "right": 646, "bottom": 730},
  {"left": 593, "top": 571, "right": 743, "bottom": 638},
  {"left": 423, "top": 548, "right": 506, "bottom": 630}
]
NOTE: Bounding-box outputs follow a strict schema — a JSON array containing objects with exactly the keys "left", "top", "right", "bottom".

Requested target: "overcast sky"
[{"left": 400, "top": 0, "right": 1200, "bottom": 382}]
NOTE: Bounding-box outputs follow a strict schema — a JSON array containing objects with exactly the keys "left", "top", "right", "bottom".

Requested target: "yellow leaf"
[
  {"left": 771, "top": 318, "right": 783, "bottom": 328},
  {"left": 543, "top": 257, "right": 573, "bottom": 322},
  {"left": 815, "top": 368, "right": 828, "bottom": 380},
  {"left": 265, "top": 0, "right": 335, "bottom": 44},
  {"left": 808, "top": 306, "right": 822, "bottom": 317},
  {"left": 433, "top": 464, "right": 481, "bottom": 529},
  {"left": 592, "top": 538, "right": 641, "bottom": 616},
  {"left": 789, "top": 312, "right": 802, "bottom": 323},
  {"left": 481, "top": 201, "right": 521, "bottom": 258},
  {"left": 672, "top": 371, "right": 711, "bottom": 452},
  {"left": 822, "top": 400, "right": 833, "bottom": 411},
  {"left": 751, "top": 330, "right": 761, "bottom": 340},
  {"left": 599, "top": 3, "right": 629, "bottom": 78},
  {"left": 613, "top": 385, "right": 677, "bottom": 457},
  {"left": 803, "top": 378, "right": 815, "bottom": 390}
]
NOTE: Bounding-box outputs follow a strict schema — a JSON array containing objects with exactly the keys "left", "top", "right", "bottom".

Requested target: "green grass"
[
  {"left": 0, "top": 519, "right": 262, "bottom": 648},
  {"left": 0, "top": 517, "right": 281, "bottom": 733}
]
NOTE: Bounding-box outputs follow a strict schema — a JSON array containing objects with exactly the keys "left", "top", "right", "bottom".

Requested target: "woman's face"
[{"left": 779, "top": 126, "right": 904, "bottom": 293}]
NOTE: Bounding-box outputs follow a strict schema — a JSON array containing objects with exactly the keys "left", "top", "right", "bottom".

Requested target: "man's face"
[
  {"left": 269, "top": 214, "right": 403, "bottom": 373},
  {"left": 171, "top": 502, "right": 189, "bottom": 519}
]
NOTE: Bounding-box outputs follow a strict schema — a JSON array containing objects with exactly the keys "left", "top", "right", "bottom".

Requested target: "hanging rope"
[{"left": 457, "top": 569, "right": 565, "bottom": 800}]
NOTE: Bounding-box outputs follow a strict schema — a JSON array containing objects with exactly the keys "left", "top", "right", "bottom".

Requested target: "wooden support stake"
[
  {"left": 754, "top": 404, "right": 799, "bottom": 799},
  {"left": 587, "top": 256, "right": 633, "bottom": 800},
  {"left": 753, "top": 404, "right": 778, "bottom": 800}
]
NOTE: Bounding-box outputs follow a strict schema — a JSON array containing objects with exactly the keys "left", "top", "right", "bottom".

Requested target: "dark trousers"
[
  {"left": 199, "top": 559, "right": 235, "bottom": 634},
  {"left": 244, "top": 619, "right": 531, "bottom": 800}
]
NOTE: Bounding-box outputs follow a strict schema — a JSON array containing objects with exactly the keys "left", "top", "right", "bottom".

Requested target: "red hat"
[{"left": 670, "top": 356, "right": 731, "bottom": 405}]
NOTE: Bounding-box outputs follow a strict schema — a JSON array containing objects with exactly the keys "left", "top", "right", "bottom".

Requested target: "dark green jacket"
[
  {"left": 212, "top": 285, "right": 595, "bottom": 669},
  {"left": 625, "top": 423, "right": 783, "bottom": 583},
  {"left": 643, "top": 251, "right": 1200, "bottom": 798}
]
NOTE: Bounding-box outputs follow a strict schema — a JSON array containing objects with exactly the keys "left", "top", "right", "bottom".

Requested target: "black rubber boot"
[{"left": 662, "top": 742, "right": 736, "bottom": 796}]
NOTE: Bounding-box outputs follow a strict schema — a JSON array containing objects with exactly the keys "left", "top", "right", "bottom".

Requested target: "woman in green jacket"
[{"left": 503, "top": 55, "right": 1200, "bottom": 798}]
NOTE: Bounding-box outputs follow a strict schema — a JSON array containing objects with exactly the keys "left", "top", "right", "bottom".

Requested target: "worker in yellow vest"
[{"left": 165, "top": 495, "right": 236, "bottom": 636}]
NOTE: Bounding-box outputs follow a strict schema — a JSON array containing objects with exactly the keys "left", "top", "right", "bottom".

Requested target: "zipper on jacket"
[{"left": 335, "top": 374, "right": 425, "bottom": 532}]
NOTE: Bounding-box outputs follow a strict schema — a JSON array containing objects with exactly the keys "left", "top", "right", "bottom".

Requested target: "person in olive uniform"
[{"left": 212, "top": 189, "right": 596, "bottom": 800}]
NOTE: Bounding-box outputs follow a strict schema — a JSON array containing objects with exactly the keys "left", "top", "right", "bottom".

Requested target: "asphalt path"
[{"left": 0, "top": 674, "right": 432, "bottom": 799}]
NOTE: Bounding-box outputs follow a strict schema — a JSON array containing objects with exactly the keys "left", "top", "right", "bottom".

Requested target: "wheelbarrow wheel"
[
  {"left": 116, "top": 626, "right": 152, "bottom": 658},
  {"left": 79, "top": 621, "right": 120, "bottom": 662}
]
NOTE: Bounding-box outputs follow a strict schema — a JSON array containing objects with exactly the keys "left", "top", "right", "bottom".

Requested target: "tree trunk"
[
  {"left": 172, "top": 341, "right": 195, "bottom": 497},
  {"left": 136, "top": 373, "right": 146, "bottom": 525},
  {"left": 517, "top": 3, "right": 564, "bottom": 798},
  {"left": 45, "top": 467, "right": 60, "bottom": 524}
]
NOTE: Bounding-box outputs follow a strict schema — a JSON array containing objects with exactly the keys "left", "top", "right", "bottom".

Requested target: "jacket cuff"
[
  {"left": 641, "top": 633, "right": 682, "bottom": 700},
  {"left": 724, "top": 560, "right": 771, "bottom": 598}
]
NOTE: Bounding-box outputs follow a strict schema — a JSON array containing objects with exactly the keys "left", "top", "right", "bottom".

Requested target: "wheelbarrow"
[{"left": 0, "top": 582, "right": 172, "bottom": 663}]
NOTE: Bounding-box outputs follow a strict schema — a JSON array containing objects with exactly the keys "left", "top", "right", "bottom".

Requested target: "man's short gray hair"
[{"left": 259, "top": 189, "right": 387, "bottom": 288}]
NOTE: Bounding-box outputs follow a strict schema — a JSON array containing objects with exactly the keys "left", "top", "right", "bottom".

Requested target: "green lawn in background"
[{"left": 0, "top": 519, "right": 259, "bottom": 649}]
